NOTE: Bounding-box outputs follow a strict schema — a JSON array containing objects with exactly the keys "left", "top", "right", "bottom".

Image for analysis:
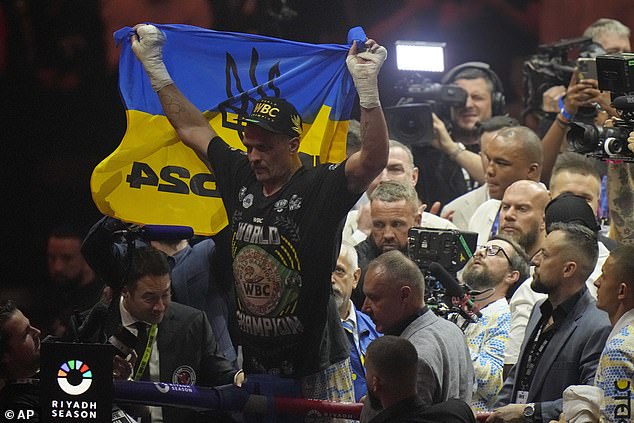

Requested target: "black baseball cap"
[
  {"left": 240, "top": 97, "right": 303, "bottom": 138},
  {"left": 545, "top": 193, "right": 601, "bottom": 233}
]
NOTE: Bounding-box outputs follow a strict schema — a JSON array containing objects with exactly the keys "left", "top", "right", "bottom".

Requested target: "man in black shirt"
[
  {"left": 415, "top": 63, "right": 505, "bottom": 206},
  {"left": 363, "top": 335, "right": 475, "bottom": 423},
  {"left": 129, "top": 23, "right": 389, "bottom": 401}
]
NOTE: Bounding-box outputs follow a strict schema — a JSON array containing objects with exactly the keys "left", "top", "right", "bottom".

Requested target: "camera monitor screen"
[{"left": 395, "top": 41, "right": 446, "bottom": 72}]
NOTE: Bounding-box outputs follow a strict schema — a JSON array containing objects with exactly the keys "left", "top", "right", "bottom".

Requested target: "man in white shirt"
[
  {"left": 593, "top": 245, "right": 634, "bottom": 422},
  {"left": 467, "top": 126, "right": 543, "bottom": 246},
  {"left": 442, "top": 116, "right": 519, "bottom": 230},
  {"left": 456, "top": 236, "right": 530, "bottom": 412},
  {"left": 343, "top": 140, "right": 454, "bottom": 246},
  {"left": 83, "top": 245, "right": 239, "bottom": 423}
]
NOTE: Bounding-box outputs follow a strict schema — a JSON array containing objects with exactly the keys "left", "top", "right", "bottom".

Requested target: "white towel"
[{"left": 562, "top": 385, "right": 603, "bottom": 423}]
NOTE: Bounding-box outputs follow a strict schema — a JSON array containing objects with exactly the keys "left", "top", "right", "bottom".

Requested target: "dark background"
[{"left": 2, "top": 0, "right": 633, "bottom": 305}]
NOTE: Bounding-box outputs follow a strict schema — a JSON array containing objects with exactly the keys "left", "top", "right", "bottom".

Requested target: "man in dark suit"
[
  {"left": 83, "top": 244, "right": 239, "bottom": 423},
  {"left": 487, "top": 223, "right": 611, "bottom": 423},
  {"left": 150, "top": 237, "right": 237, "bottom": 365}
]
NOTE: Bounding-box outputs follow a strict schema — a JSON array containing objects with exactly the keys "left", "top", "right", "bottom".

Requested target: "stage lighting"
[{"left": 395, "top": 41, "right": 446, "bottom": 72}]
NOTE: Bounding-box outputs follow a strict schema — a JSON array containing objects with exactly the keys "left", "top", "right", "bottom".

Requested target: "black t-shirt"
[{"left": 207, "top": 137, "right": 359, "bottom": 377}]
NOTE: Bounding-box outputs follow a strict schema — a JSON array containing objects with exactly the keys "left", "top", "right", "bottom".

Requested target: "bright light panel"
[{"left": 395, "top": 41, "right": 445, "bottom": 72}]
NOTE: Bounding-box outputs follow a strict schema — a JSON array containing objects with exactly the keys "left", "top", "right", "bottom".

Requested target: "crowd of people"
[{"left": 1, "top": 15, "right": 634, "bottom": 423}]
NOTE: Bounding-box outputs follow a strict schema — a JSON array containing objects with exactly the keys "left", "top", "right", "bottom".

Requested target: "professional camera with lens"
[
  {"left": 407, "top": 227, "right": 478, "bottom": 318},
  {"left": 385, "top": 76, "right": 468, "bottom": 147},
  {"left": 523, "top": 36, "right": 604, "bottom": 120},
  {"left": 407, "top": 227, "right": 477, "bottom": 273},
  {"left": 386, "top": 41, "right": 468, "bottom": 147},
  {"left": 567, "top": 53, "right": 634, "bottom": 162}
]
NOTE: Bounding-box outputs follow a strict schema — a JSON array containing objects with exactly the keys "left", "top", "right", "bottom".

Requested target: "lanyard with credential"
[{"left": 133, "top": 324, "right": 158, "bottom": 381}]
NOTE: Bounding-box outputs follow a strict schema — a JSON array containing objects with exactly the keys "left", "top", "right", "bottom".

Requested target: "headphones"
[{"left": 441, "top": 61, "right": 506, "bottom": 116}]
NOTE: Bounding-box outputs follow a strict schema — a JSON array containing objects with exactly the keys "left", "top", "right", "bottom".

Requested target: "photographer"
[
  {"left": 584, "top": 18, "right": 631, "bottom": 54},
  {"left": 415, "top": 63, "right": 505, "bottom": 206},
  {"left": 536, "top": 19, "right": 630, "bottom": 185},
  {"left": 540, "top": 72, "right": 616, "bottom": 185}
]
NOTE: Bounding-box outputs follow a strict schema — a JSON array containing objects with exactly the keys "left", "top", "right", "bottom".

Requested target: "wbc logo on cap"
[{"left": 252, "top": 102, "right": 280, "bottom": 120}]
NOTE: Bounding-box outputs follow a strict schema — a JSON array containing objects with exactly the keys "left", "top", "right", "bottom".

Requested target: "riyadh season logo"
[{"left": 57, "top": 360, "right": 93, "bottom": 395}]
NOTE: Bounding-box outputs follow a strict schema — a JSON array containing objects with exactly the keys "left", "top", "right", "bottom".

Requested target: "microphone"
[
  {"left": 429, "top": 262, "right": 482, "bottom": 321},
  {"left": 77, "top": 302, "right": 110, "bottom": 342},
  {"left": 114, "top": 224, "right": 195, "bottom": 241},
  {"left": 109, "top": 325, "right": 138, "bottom": 357},
  {"left": 429, "top": 262, "right": 463, "bottom": 297},
  {"left": 139, "top": 224, "right": 194, "bottom": 241},
  {"left": 613, "top": 95, "right": 634, "bottom": 112}
]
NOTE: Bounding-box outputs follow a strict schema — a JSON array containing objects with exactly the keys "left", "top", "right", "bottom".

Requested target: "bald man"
[
  {"left": 499, "top": 180, "right": 550, "bottom": 258},
  {"left": 497, "top": 180, "right": 550, "bottom": 372},
  {"left": 468, "top": 126, "right": 543, "bottom": 245}
]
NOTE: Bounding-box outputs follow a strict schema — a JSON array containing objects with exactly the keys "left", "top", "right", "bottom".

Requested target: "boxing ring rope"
[
  {"left": 113, "top": 380, "right": 363, "bottom": 419},
  {"left": 113, "top": 380, "right": 490, "bottom": 421}
]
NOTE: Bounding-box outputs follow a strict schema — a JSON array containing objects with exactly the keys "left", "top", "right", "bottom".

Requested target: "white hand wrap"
[
  {"left": 346, "top": 45, "right": 387, "bottom": 109},
  {"left": 132, "top": 25, "right": 174, "bottom": 92}
]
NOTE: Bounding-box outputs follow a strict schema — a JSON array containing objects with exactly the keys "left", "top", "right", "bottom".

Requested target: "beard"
[
  {"left": 367, "top": 388, "right": 383, "bottom": 410},
  {"left": 333, "top": 289, "right": 346, "bottom": 312},
  {"left": 462, "top": 264, "right": 497, "bottom": 291},
  {"left": 514, "top": 222, "right": 539, "bottom": 253},
  {"left": 530, "top": 273, "right": 549, "bottom": 294}
]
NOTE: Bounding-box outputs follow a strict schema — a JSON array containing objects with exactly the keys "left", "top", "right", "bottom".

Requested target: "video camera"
[
  {"left": 522, "top": 36, "right": 605, "bottom": 119},
  {"left": 385, "top": 80, "right": 467, "bottom": 146},
  {"left": 407, "top": 227, "right": 477, "bottom": 273},
  {"left": 385, "top": 41, "right": 468, "bottom": 146},
  {"left": 567, "top": 53, "right": 634, "bottom": 162},
  {"left": 407, "top": 227, "right": 478, "bottom": 320}
]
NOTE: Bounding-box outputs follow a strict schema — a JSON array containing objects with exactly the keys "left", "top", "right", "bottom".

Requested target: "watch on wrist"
[
  {"left": 523, "top": 403, "right": 536, "bottom": 422},
  {"left": 449, "top": 142, "right": 466, "bottom": 160}
]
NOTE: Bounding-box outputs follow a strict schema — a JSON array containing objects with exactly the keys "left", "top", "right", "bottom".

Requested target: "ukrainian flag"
[{"left": 91, "top": 24, "right": 358, "bottom": 235}]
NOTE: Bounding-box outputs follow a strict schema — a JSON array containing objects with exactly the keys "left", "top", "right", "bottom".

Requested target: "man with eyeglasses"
[
  {"left": 454, "top": 236, "right": 530, "bottom": 413},
  {"left": 487, "top": 223, "right": 611, "bottom": 423}
]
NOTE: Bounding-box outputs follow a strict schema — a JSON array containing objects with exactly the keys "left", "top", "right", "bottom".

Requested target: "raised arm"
[
  {"left": 131, "top": 24, "right": 215, "bottom": 162},
  {"left": 541, "top": 77, "right": 602, "bottom": 185},
  {"left": 431, "top": 113, "right": 485, "bottom": 184},
  {"left": 345, "top": 40, "right": 389, "bottom": 194}
]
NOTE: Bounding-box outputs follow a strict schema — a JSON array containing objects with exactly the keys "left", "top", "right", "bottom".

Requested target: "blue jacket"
[{"left": 345, "top": 305, "right": 380, "bottom": 401}]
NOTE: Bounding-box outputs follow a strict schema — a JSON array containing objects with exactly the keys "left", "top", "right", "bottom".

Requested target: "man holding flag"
[{"left": 130, "top": 23, "right": 388, "bottom": 403}]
